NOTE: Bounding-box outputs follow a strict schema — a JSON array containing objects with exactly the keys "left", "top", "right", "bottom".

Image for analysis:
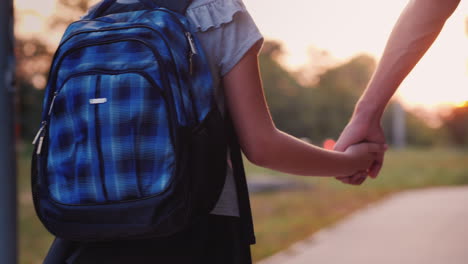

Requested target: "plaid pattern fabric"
[
  {"left": 48, "top": 73, "right": 173, "bottom": 204},
  {"left": 40, "top": 8, "right": 215, "bottom": 205}
]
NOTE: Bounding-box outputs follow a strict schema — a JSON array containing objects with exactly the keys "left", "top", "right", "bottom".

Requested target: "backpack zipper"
[
  {"left": 33, "top": 90, "right": 58, "bottom": 154},
  {"left": 32, "top": 121, "right": 47, "bottom": 155},
  {"left": 47, "top": 92, "right": 58, "bottom": 116},
  {"left": 185, "top": 32, "right": 197, "bottom": 75}
]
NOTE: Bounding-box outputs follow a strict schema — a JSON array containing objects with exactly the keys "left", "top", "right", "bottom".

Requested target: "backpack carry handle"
[{"left": 86, "top": 0, "right": 192, "bottom": 19}]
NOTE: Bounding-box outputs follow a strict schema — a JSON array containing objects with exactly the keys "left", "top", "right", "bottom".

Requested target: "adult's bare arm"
[
  {"left": 334, "top": 0, "right": 460, "bottom": 183},
  {"left": 354, "top": 0, "right": 460, "bottom": 123}
]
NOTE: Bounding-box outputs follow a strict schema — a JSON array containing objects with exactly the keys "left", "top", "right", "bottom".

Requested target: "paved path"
[{"left": 259, "top": 186, "right": 468, "bottom": 264}]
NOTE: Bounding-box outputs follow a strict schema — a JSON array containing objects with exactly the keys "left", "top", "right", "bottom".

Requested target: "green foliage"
[
  {"left": 441, "top": 105, "right": 468, "bottom": 146},
  {"left": 306, "top": 55, "right": 375, "bottom": 142},
  {"left": 259, "top": 41, "right": 365, "bottom": 143},
  {"left": 259, "top": 49, "right": 311, "bottom": 138},
  {"left": 405, "top": 112, "right": 445, "bottom": 146},
  {"left": 260, "top": 41, "right": 371, "bottom": 143}
]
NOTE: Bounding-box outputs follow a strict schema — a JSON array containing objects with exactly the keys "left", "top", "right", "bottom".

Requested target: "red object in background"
[
  {"left": 15, "top": 123, "right": 20, "bottom": 141},
  {"left": 323, "top": 139, "right": 336, "bottom": 150}
]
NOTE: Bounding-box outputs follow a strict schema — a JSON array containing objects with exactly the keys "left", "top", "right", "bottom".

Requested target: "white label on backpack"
[{"left": 89, "top": 98, "right": 107, "bottom": 104}]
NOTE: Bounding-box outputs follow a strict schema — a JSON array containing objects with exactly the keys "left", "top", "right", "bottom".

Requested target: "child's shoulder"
[
  {"left": 186, "top": 0, "right": 248, "bottom": 32},
  {"left": 186, "top": 0, "right": 262, "bottom": 77}
]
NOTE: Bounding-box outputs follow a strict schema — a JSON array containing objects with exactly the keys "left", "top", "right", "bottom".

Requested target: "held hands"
[
  {"left": 341, "top": 142, "right": 387, "bottom": 184},
  {"left": 334, "top": 113, "right": 387, "bottom": 185}
]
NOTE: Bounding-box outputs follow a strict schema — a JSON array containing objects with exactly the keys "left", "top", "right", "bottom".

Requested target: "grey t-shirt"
[{"left": 115, "top": 0, "right": 264, "bottom": 217}]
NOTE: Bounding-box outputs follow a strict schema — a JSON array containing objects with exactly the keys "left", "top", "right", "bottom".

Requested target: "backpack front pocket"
[{"left": 47, "top": 72, "right": 175, "bottom": 205}]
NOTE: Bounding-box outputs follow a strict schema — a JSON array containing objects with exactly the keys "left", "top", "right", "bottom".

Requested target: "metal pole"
[{"left": 0, "top": 0, "right": 18, "bottom": 262}]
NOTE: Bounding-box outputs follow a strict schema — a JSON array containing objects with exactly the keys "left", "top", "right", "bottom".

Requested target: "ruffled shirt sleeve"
[{"left": 186, "top": 0, "right": 264, "bottom": 76}]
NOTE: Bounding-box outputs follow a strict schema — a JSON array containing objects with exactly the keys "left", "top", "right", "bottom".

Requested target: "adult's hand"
[{"left": 334, "top": 113, "right": 387, "bottom": 185}]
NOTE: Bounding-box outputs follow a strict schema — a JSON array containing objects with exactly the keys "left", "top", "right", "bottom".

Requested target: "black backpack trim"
[{"left": 89, "top": 0, "right": 193, "bottom": 19}]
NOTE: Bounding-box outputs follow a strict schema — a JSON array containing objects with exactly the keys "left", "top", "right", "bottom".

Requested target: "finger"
[
  {"left": 336, "top": 172, "right": 362, "bottom": 180},
  {"left": 334, "top": 130, "right": 355, "bottom": 152},
  {"left": 336, "top": 172, "right": 364, "bottom": 185},
  {"left": 369, "top": 154, "right": 384, "bottom": 178},
  {"left": 336, "top": 175, "right": 351, "bottom": 180},
  {"left": 333, "top": 140, "right": 348, "bottom": 152},
  {"left": 369, "top": 161, "right": 383, "bottom": 179},
  {"left": 336, "top": 175, "right": 359, "bottom": 184},
  {"left": 349, "top": 171, "right": 367, "bottom": 185},
  {"left": 353, "top": 176, "right": 367, "bottom": 185},
  {"left": 336, "top": 176, "right": 352, "bottom": 184},
  {"left": 353, "top": 172, "right": 367, "bottom": 180}
]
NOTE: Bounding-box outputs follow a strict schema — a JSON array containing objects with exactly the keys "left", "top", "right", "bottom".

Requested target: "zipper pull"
[
  {"left": 33, "top": 121, "right": 47, "bottom": 155},
  {"left": 32, "top": 121, "right": 47, "bottom": 145},
  {"left": 48, "top": 92, "right": 58, "bottom": 116},
  {"left": 36, "top": 136, "right": 45, "bottom": 155},
  {"left": 185, "top": 32, "right": 197, "bottom": 55},
  {"left": 186, "top": 32, "right": 197, "bottom": 75}
]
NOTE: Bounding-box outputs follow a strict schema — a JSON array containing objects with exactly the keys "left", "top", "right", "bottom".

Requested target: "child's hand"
[{"left": 343, "top": 142, "right": 386, "bottom": 175}]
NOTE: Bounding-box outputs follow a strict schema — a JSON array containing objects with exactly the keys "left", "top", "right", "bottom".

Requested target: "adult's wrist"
[{"left": 353, "top": 100, "right": 384, "bottom": 123}]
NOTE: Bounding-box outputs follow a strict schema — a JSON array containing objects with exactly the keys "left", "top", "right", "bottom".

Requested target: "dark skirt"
[{"left": 43, "top": 215, "right": 252, "bottom": 264}]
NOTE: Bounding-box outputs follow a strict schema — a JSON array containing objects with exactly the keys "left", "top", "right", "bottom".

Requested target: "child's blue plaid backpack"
[{"left": 31, "top": 0, "right": 229, "bottom": 241}]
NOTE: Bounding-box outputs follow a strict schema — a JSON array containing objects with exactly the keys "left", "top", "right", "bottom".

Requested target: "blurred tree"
[
  {"left": 308, "top": 55, "right": 376, "bottom": 142},
  {"left": 260, "top": 40, "right": 377, "bottom": 143},
  {"left": 16, "top": 0, "right": 96, "bottom": 143},
  {"left": 441, "top": 105, "right": 468, "bottom": 146},
  {"left": 259, "top": 41, "right": 309, "bottom": 137},
  {"left": 260, "top": 40, "right": 441, "bottom": 147},
  {"left": 49, "top": 0, "right": 94, "bottom": 29},
  {"left": 261, "top": 41, "right": 284, "bottom": 61},
  {"left": 15, "top": 38, "right": 52, "bottom": 142},
  {"left": 294, "top": 46, "right": 337, "bottom": 86}
]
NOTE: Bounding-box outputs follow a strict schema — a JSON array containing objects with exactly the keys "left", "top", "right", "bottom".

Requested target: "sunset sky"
[{"left": 15, "top": 0, "right": 468, "bottom": 109}]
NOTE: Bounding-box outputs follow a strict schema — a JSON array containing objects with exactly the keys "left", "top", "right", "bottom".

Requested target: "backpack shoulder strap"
[
  {"left": 225, "top": 113, "right": 256, "bottom": 245},
  {"left": 151, "top": 0, "right": 193, "bottom": 14},
  {"left": 86, "top": 0, "right": 192, "bottom": 19}
]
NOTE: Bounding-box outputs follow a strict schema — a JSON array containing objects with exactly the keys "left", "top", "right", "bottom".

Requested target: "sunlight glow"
[
  {"left": 244, "top": 0, "right": 468, "bottom": 109},
  {"left": 454, "top": 101, "right": 468, "bottom": 108}
]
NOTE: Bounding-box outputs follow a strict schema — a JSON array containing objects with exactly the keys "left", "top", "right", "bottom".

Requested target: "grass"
[
  {"left": 17, "top": 150, "right": 54, "bottom": 264},
  {"left": 16, "top": 148, "right": 468, "bottom": 263},
  {"left": 250, "top": 188, "right": 386, "bottom": 260}
]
